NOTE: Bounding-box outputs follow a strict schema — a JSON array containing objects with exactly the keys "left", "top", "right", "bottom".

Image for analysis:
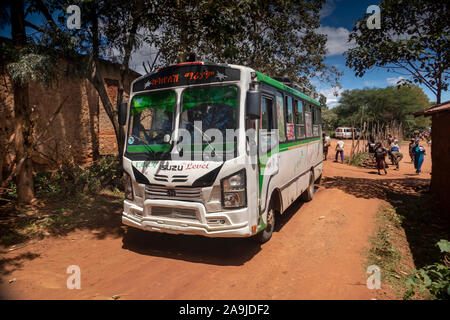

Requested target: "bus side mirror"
[
  {"left": 119, "top": 102, "right": 127, "bottom": 125},
  {"left": 246, "top": 90, "right": 261, "bottom": 120}
]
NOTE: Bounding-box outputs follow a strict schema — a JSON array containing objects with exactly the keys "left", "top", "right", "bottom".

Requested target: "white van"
[{"left": 335, "top": 127, "right": 357, "bottom": 139}]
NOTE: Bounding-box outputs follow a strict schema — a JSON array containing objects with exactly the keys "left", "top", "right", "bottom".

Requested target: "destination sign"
[{"left": 132, "top": 64, "right": 241, "bottom": 92}]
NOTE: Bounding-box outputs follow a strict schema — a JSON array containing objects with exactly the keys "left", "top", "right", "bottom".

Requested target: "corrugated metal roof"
[{"left": 413, "top": 101, "right": 450, "bottom": 117}]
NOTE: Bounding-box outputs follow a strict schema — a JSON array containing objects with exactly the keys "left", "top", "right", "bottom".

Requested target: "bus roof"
[{"left": 255, "top": 71, "right": 321, "bottom": 107}]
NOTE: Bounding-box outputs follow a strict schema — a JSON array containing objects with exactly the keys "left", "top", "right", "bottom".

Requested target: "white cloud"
[
  {"left": 386, "top": 76, "right": 406, "bottom": 85},
  {"left": 320, "top": 0, "right": 337, "bottom": 19},
  {"left": 319, "top": 26, "right": 356, "bottom": 56},
  {"left": 319, "top": 87, "right": 345, "bottom": 108}
]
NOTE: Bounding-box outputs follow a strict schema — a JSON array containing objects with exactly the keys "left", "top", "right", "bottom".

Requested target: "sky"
[
  {"left": 316, "top": 0, "right": 449, "bottom": 107},
  {"left": 1, "top": 0, "right": 448, "bottom": 107}
]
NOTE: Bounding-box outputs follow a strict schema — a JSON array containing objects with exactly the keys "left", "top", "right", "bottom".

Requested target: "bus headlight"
[
  {"left": 124, "top": 173, "right": 134, "bottom": 201},
  {"left": 221, "top": 169, "right": 246, "bottom": 208}
]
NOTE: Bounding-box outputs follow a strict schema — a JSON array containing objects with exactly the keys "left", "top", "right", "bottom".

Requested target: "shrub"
[
  {"left": 34, "top": 156, "right": 123, "bottom": 198},
  {"left": 404, "top": 240, "right": 450, "bottom": 300}
]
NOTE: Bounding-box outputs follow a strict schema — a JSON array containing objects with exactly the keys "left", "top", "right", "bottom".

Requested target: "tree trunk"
[
  {"left": 11, "top": 0, "right": 35, "bottom": 204},
  {"left": 115, "top": 0, "right": 144, "bottom": 163}
]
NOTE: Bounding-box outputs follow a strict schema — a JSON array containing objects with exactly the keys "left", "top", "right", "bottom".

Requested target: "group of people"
[
  {"left": 322, "top": 132, "right": 427, "bottom": 175},
  {"left": 367, "top": 134, "right": 402, "bottom": 175},
  {"left": 321, "top": 133, "right": 344, "bottom": 163}
]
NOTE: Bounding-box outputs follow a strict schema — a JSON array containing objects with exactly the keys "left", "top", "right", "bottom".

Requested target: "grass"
[
  {"left": 366, "top": 198, "right": 449, "bottom": 300},
  {"left": 366, "top": 205, "right": 413, "bottom": 298}
]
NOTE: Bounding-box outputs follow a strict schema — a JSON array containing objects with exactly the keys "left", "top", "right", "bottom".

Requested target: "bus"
[{"left": 119, "top": 62, "right": 323, "bottom": 243}]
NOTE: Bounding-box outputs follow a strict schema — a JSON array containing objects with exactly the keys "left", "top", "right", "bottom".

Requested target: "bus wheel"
[
  {"left": 256, "top": 206, "right": 276, "bottom": 244},
  {"left": 315, "top": 173, "right": 322, "bottom": 184},
  {"left": 301, "top": 170, "right": 314, "bottom": 202}
]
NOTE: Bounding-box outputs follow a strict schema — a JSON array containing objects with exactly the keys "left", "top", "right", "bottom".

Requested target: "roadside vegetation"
[
  {"left": 367, "top": 200, "right": 449, "bottom": 300},
  {"left": 0, "top": 156, "right": 124, "bottom": 248}
]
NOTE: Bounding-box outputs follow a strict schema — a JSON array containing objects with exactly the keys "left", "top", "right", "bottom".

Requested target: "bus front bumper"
[{"left": 122, "top": 199, "right": 252, "bottom": 238}]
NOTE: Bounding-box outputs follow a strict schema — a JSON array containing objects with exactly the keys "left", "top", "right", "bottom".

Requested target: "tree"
[
  {"left": 1, "top": 0, "right": 156, "bottom": 202},
  {"left": 153, "top": 0, "right": 341, "bottom": 91},
  {"left": 22, "top": 0, "right": 159, "bottom": 159},
  {"left": 321, "top": 108, "right": 338, "bottom": 131},
  {"left": 333, "top": 86, "right": 431, "bottom": 132},
  {"left": 346, "top": 0, "right": 449, "bottom": 104},
  {"left": 319, "top": 94, "right": 327, "bottom": 109},
  {"left": 3, "top": 0, "right": 37, "bottom": 204}
]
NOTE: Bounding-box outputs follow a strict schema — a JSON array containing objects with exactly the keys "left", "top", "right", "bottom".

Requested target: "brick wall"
[{"left": 0, "top": 58, "right": 140, "bottom": 173}]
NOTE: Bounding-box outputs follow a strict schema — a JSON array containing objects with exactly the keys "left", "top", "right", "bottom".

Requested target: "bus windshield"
[
  {"left": 127, "top": 90, "right": 175, "bottom": 157},
  {"left": 179, "top": 85, "right": 238, "bottom": 156}
]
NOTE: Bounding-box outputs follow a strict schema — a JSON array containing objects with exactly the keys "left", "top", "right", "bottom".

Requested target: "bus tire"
[
  {"left": 256, "top": 206, "right": 276, "bottom": 244},
  {"left": 301, "top": 170, "right": 314, "bottom": 202},
  {"left": 315, "top": 172, "right": 322, "bottom": 184}
]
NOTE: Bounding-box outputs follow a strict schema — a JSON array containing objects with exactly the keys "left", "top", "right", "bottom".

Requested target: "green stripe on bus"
[
  {"left": 127, "top": 143, "right": 236, "bottom": 153},
  {"left": 127, "top": 145, "right": 171, "bottom": 153},
  {"left": 256, "top": 71, "right": 321, "bottom": 107}
]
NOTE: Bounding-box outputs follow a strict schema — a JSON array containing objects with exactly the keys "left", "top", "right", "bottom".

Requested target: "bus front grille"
[
  {"left": 145, "top": 185, "right": 202, "bottom": 202},
  {"left": 150, "top": 206, "right": 198, "bottom": 220}
]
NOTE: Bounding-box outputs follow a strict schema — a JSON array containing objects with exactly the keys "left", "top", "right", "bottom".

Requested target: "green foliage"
[
  {"left": 5, "top": 182, "right": 18, "bottom": 199},
  {"left": 349, "top": 152, "right": 370, "bottom": 167},
  {"left": 437, "top": 240, "right": 450, "bottom": 254},
  {"left": 321, "top": 108, "right": 338, "bottom": 130},
  {"left": 404, "top": 240, "right": 450, "bottom": 300},
  {"left": 34, "top": 156, "right": 123, "bottom": 198},
  {"left": 346, "top": 0, "right": 449, "bottom": 103},
  {"left": 331, "top": 86, "right": 430, "bottom": 130},
  {"left": 152, "top": 0, "right": 341, "bottom": 90},
  {"left": 7, "top": 52, "right": 56, "bottom": 86}
]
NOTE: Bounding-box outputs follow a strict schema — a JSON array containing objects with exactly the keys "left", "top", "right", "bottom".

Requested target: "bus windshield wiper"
[{"left": 192, "top": 124, "right": 216, "bottom": 156}]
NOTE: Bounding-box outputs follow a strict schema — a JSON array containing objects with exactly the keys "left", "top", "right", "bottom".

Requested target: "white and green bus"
[{"left": 119, "top": 62, "right": 323, "bottom": 243}]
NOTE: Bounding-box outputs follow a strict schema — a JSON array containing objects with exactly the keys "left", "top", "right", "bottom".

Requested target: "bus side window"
[
  {"left": 285, "top": 96, "right": 295, "bottom": 141},
  {"left": 261, "top": 96, "right": 273, "bottom": 130},
  {"left": 295, "top": 99, "right": 305, "bottom": 139},
  {"left": 313, "top": 106, "right": 320, "bottom": 136},
  {"left": 260, "top": 96, "right": 275, "bottom": 153},
  {"left": 304, "top": 104, "right": 312, "bottom": 138},
  {"left": 276, "top": 93, "right": 285, "bottom": 142}
]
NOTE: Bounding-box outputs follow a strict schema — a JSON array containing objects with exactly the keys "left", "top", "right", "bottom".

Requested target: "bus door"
[{"left": 258, "top": 95, "right": 279, "bottom": 214}]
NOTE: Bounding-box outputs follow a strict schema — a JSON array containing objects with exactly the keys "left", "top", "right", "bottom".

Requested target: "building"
[
  {"left": 0, "top": 49, "right": 141, "bottom": 177},
  {"left": 414, "top": 101, "right": 450, "bottom": 212}
]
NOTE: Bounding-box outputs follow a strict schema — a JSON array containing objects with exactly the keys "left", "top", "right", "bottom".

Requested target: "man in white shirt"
[
  {"left": 322, "top": 133, "right": 331, "bottom": 161},
  {"left": 335, "top": 140, "right": 344, "bottom": 163}
]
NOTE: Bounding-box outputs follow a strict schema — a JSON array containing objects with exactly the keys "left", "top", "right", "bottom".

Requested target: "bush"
[
  {"left": 404, "top": 240, "right": 450, "bottom": 300},
  {"left": 34, "top": 156, "right": 123, "bottom": 197},
  {"left": 349, "top": 152, "right": 372, "bottom": 167}
]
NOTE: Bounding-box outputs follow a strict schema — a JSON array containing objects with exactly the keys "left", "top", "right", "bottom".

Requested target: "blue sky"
[
  {"left": 316, "top": 0, "right": 449, "bottom": 107},
  {"left": 1, "top": 1, "right": 447, "bottom": 106}
]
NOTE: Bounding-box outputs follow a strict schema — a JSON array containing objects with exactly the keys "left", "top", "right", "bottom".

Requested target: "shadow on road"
[
  {"left": 0, "top": 252, "right": 40, "bottom": 282},
  {"left": 321, "top": 176, "right": 449, "bottom": 269},
  {"left": 122, "top": 230, "right": 261, "bottom": 266},
  {"left": 121, "top": 188, "right": 314, "bottom": 266}
]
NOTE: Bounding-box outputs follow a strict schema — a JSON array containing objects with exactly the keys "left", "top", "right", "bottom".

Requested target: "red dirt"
[{"left": 0, "top": 139, "right": 430, "bottom": 300}]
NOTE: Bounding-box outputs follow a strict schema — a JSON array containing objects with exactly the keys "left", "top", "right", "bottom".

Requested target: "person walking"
[
  {"left": 387, "top": 133, "right": 394, "bottom": 146},
  {"left": 374, "top": 142, "right": 388, "bottom": 175},
  {"left": 367, "top": 135, "right": 376, "bottom": 161},
  {"left": 335, "top": 139, "right": 344, "bottom": 163},
  {"left": 408, "top": 138, "right": 416, "bottom": 163},
  {"left": 414, "top": 140, "right": 427, "bottom": 174},
  {"left": 323, "top": 133, "right": 331, "bottom": 161},
  {"left": 390, "top": 139, "right": 403, "bottom": 170}
]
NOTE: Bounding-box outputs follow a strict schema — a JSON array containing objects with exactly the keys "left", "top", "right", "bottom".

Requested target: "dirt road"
[{"left": 0, "top": 140, "right": 431, "bottom": 299}]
